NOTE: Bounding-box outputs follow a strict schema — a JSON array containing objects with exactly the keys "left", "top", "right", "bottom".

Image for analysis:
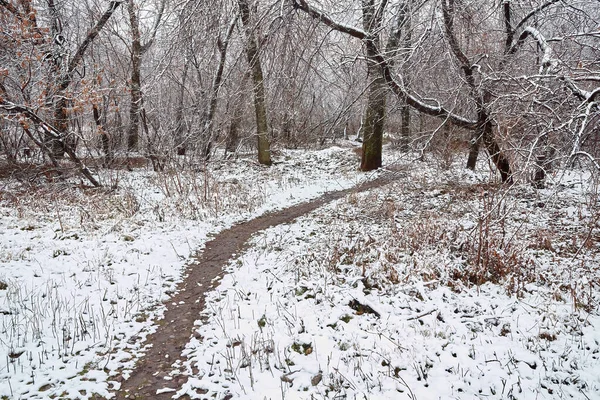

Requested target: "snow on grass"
[
  {"left": 0, "top": 146, "right": 366, "bottom": 399},
  {"left": 178, "top": 160, "right": 600, "bottom": 399}
]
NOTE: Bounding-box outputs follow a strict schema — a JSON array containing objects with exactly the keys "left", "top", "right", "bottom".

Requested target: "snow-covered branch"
[
  {"left": 59, "top": 0, "right": 124, "bottom": 91},
  {"left": 508, "top": 26, "right": 557, "bottom": 74},
  {"left": 293, "top": 0, "right": 478, "bottom": 130},
  {"left": 570, "top": 101, "right": 597, "bottom": 160},
  {"left": 570, "top": 151, "right": 600, "bottom": 171},
  {"left": 513, "top": 0, "right": 560, "bottom": 34},
  {"left": 560, "top": 76, "right": 600, "bottom": 104},
  {"left": 292, "top": 0, "right": 368, "bottom": 40}
]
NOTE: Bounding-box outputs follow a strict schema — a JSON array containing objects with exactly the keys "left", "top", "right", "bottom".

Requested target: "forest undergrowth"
[
  {"left": 179, "top": 154, "right": 600, "bottom": 400},
  {"left": 0, "top": 146, "right": 598, "bottom": 399}
]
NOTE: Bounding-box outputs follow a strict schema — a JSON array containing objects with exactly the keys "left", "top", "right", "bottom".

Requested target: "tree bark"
[
  {"left": 386, "top": 1, "right": 411, "bottom": 151},
  {"left": 127, "top": 0, "right": 142, "bottom": 151},
  {"left": 480, "top": 112, "right": 512, "bottom": 183},
  {"left": 239, "top": 0, "right": 271, "bottom": 166},
  {"left": 466, "top": 132, "right": 480, "bottom": 169},
  {"left": 226, "top": 110, "right": 241, "bottom": 155},
  {"left": 361, "top": 55, "right": 386, "bottom": 171},
  {"left": 175, "top": 62, "right": 188, "bottom": 156},
  {"left": 360, "top": 0, "right": 388, "bottom": 171}
]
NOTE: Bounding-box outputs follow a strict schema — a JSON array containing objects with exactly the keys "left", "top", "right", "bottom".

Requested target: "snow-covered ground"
[
  {"left": 0, "top": 146, "right": 369, "bottom": 399},
  {"left": 1, "top": 146, "right": 599, "bottom": 399},
  {"left": 177, "top": 158, "right": 600, "bottom": 399}
]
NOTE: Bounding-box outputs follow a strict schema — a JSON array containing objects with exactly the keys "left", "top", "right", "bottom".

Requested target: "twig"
[{"left": 406, "top": 309, "right": 437, "bottom": 321}]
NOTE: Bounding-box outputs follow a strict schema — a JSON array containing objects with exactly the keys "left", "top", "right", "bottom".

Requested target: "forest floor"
[{"left": 0, "top": 144, "right": 599, "bottom": 399}]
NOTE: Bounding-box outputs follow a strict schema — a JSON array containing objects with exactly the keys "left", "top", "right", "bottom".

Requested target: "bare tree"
[
  {"left": 239, "top": 0, "right": 271, "bottom": 166},
  {"left": 200, "top": 12, "right": 238, "bottom": 160},
  {"left": 126, "top": 0, "right": 165, "bottom": 151},
  {"left": 441, "top": 0, "right": 512, "bottom": 182}
]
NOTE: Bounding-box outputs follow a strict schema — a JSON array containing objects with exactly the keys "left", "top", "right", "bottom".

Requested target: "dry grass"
[{"left": 320, "top": 176, "right": 600, "bottom": 310}]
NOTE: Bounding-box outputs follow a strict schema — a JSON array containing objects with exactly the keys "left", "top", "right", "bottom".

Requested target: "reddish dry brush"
[{"left": 331, "top": 180, "right": 600, "bottom": 309}]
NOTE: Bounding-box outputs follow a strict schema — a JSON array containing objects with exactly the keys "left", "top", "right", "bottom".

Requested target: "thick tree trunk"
[
  {"left": 361, "top": 59, "right": 386, "bottom": 171},
  {"left": 360, "top": 0, "right": 387, "bottom": 171},
  {"left": 481, "top": 115, "right": 512, "bottom": 183},
  {"left": 239, "top": 0, "right": 271, "bottom": 166},
  {"left": 46, "top": 0, "right": 66, "bottom": 159},
  {"left": 467, "top": 103, "right": 512, "bottom": 183},
  {"left": 226, "top": 111, "right": 241, "bottom": 154},
  {"left": 51, "top": 98, "right": 67, "bottom": 158},
  {"left": 391, "top": 2, "right": 411, "bottom": 151}
]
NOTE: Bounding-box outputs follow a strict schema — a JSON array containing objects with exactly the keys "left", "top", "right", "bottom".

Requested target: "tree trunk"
[
  {"left": 93, "top": 103, "right": 111, "bottom": 165},
  {"left": 46, "top": 0, "right": 66, "bottom": 159},
  {"left": 202, "top": 15, "right": 237, "bottom": 161},
  {"left": 127, "top": 0, "right": 142, "bottom": 151},
  {"left": 239, "top": 0, "right": 271, "bottom": 166},
  {"left": 361, "top": 58, "right": 386, "bottom": 171},
  {"left": 481, "top": 114, "right": 512, "bottom": 183},
  {"left": 48, "top": 1, "right": 123, "bottom": 158},
  {"left": 175, "top": 62, "right": 188, "bottom": 155},
  {"left": 360, "top": 0, "right": 388, "bottom": 171},
  {"left": 51, "top": 98, "right": 68, "bottom": 158},
  {"left": 393, "top": 2, "right": 411, "bottom": 151},
  {"left": 226, "top": 111, "right": 241, "bottom": 154},
  {"left": 533, "top": 138, "right": 554, "bottom": 188},
  {"left": 441, "top": 0, "right": 512, "bottom": 182},
  {"left": 466, "top": 132, "right": 481, "bottom": 169},
  {"left": 400, "top": 105, "right": 410, "bottom": 151}
]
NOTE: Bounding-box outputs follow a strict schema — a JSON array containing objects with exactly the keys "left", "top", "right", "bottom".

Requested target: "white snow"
[
  {"left": 0, "top": 146, "right": 366, "bottom": 399},
  {"left": 177, "top": 157, "right": 600, "bottom": 399},
  {"left": 1, "top": 146, "right": 599, "bottom": 399}
]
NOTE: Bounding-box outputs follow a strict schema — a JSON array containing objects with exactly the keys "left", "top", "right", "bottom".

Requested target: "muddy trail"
[{"left": 112, "top": 172, "right": 397, "bottom": 399}]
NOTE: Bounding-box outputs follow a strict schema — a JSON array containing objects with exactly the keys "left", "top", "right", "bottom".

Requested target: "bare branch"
[
  {"left": 293, "top": 0, "right": 477, "bottom": 129},
  {"left": 60, "top": 1, "right": 124, "bottom": 91},
  {"left": 513, "top": 0, "right": 560, "bottom": 35},
  {"left": 0, "top": 100, "right": 102, "bottom": 187}
]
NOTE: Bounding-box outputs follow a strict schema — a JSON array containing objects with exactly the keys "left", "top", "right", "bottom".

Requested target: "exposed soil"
[{"left": 112, "top": 172, "right": 397, "bottom": 399}]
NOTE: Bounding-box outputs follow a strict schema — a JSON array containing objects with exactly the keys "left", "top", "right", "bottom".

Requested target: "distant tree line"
[{"left": 0, "top": 0, "right": 598, "bottom": 186}]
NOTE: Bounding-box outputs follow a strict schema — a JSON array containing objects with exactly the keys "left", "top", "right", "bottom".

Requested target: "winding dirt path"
[{"left": 112, "top": 173, "right": 396, "bottom": 399}]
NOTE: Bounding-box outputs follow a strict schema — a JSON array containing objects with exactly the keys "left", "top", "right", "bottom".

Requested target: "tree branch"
[
  {"left": 141, "top": 0, "right": 166, "bottom": 54},
  {"left": 503, "top": 1, "right": 513, "bottom": 52},
  {"left": 292, "top": 0, "right": 368, "bottom": 40},
  {"left": 0, "top": 100, "right": 102, "bottom": 187},
  {"left": 508, "top": 26, "right": 556, "bottom": 74},
  {"left": 59, "top": 1, "right": 124, "bottom": 91},
  {"left": 513, "top": 0, "right": 560, "bottom": 35},
  {"left": 293, "top": 0, "right": 477, "bottom": 129}
]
